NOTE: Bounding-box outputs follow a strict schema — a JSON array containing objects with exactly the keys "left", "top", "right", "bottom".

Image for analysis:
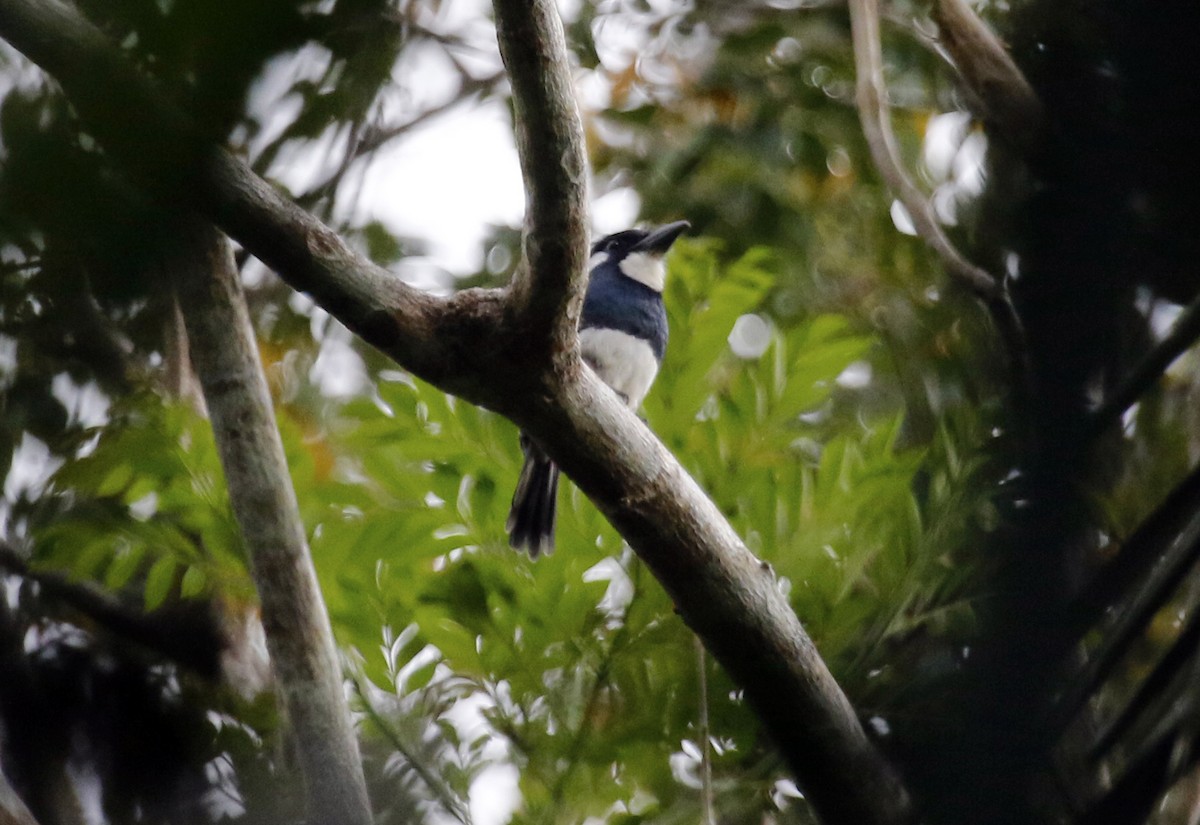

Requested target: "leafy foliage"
[
  {"left": 5, "top": 227, "right": 995, "bottom": 821},
  {"left": 347, "top": 243, "right": 998, "bottom": 823},
  {"left": 32, "top": 397, "right": 246, "bottom": 610}
]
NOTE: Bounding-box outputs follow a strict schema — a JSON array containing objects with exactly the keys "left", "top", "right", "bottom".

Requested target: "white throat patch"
[{"left": 618, "top": 251, "right": 666, "bottom": 292}]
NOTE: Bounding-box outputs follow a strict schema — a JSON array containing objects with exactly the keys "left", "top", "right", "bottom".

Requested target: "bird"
[{"left": 507, "top": 220, "right": 690, "bottom": 557}]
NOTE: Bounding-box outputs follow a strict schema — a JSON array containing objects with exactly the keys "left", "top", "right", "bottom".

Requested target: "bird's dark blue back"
[
  {"left": 509, "top": 220, "right": 685, "bottom": 556},
  {"left": 580, "top": 263, "right": 669, "bottom": 359}
]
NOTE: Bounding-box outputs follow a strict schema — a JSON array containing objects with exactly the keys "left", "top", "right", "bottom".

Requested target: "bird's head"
[{"left": 588, "top": 220, "right": 690, "bottom": 292}]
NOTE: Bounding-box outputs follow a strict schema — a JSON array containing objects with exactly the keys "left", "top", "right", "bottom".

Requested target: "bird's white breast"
[{"left": 579, "top": 327, "right": 660, "bottom": 409}]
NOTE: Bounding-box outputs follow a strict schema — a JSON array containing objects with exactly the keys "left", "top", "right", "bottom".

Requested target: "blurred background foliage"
[{"left": 2, "top": 0, "right": 1198, "bottom": 823}]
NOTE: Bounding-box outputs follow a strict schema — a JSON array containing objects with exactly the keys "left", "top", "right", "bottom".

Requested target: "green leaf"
[
  {"left": 96, "top": 462, "right": 133, "bottom": 497},
  {"left": 180, "top": 564, "right": 207, "bottom": 599},
  {"left": 143, "top": 556, "right": 176, "bottom": 611},
  {"left": 104, "top": 542, "right": 146, "bottom": 590}
]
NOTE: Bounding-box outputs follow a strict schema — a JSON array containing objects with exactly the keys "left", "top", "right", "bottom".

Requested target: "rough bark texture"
[
  {"left": 0, "top": 1, "right": 914, "bottom": 822},
  {"left": 494, "top": 0, "right": 590, "bottom": 348},
  {"left": 168, "top": 221, "right": 372, "bottom": 825}
]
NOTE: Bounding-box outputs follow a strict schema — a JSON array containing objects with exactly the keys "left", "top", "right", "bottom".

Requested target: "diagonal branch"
[
  {"left": 0, "top": 0, "right": 478, "bottom": 397},
  {"left": 0, "top": 762, "right": 41, "bottom": 825},
  {"left": 931, "top": 0, "right": 1043, "bottom": 153},
  {"left": 1088, "top": 291, "right": 1200, "bottom": 438},
  {"left": 0, "top": 2, "right": 915, "bottom": 822},
  {"left": 0, "top": 541, "right": 223, "bottom": 678},
  {"left": 526, "top": 371, "right": 914, "bottom": 825}
]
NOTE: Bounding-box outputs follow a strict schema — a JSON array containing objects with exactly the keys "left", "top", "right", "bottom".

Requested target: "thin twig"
[
  {"left": 848, "top": 0, "right": 997, "bottom": 298},
  {"left": 295, "top": 72, "right": 504, "bottom": 211},
  {"left": 361, "top": 75, "right": 505, "bottom": 157},
  {"left": 848, "top": 0, "right": 1032, "bottom": 410},
  {"left": 353, "top": 679, "right": 474, "bottom": 825},
  {"left": 546, "top": 558, "right": 640, "bottom": 819}
]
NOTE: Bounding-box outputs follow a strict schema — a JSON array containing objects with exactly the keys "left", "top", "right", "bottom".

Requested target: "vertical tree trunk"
[{"left": 168, "top": 220, "right": 372, "bottom": 825}]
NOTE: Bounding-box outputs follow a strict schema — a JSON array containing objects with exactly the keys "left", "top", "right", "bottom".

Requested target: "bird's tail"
[{"left": 507, "top": 433, "right": 560, "bottom": 557}]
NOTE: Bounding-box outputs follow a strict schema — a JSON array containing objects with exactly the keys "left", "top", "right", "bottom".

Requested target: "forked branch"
[{"left": 0, "top": 0, "right": 915, "bottom": 821}]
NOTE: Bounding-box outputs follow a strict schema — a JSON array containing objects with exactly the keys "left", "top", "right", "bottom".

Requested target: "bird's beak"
[{"left": 631, "top": 220, "right": 690, "bottom": 256}]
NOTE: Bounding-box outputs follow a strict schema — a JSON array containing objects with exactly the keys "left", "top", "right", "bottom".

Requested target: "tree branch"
[
  {"left": 0, "top": 0, "right": 484, "bottom": 399},
  {"left": 0, "top": 1, "right": 915, "bottom": 821},
  {"left": 294, "top": 71, "right": 505, "bottom": 213},
  {"left": 167, "top": 221, "right": 372, "bottom": 825},
  {"left": 523, "top": 371, "right": 915, "bottom": 824},
  {"left": 848, "top": 0, "right": 997, "bottom": 298},
  {"left": 492, "top": 0, "right": 590, "bottom": 349},
  {"left": 848, "top": 0, "right": 1031, "bottom": 406},
  {"left": 931, "top": 0, "right": 1043, "bottom": 153},
  {"left": 0, "top": 541, "right": 224, "bottom": 678},
  {"left": 1088, "top": 292, "right": 1200, "bottom": 438},
  {"left": 0, "top": 766, "right": 42, "bottom": 825},
  {"left": 696, "top": 637, "right": 716, "bottom": 825}
]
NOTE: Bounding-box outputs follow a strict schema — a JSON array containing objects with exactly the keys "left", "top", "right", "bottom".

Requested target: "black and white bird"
[{"left": 507, "top": 220, "right": 690, "bottom": 556}]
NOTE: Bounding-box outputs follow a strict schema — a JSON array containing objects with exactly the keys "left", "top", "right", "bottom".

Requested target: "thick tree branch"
[
  {"left": 168, "top": 221, "right": 373, "bottom": 825},
  {"left": 492, "top": 0, "right": 590, "bottom": 350},
  {"left": 931, "top": 0, "right": 1043, "bottom": 152},
  {"left": 523, "top": 373, "right": 914, "bottom": 825},
  {"left": 0, "top": 1, "right": 915, "bottom": 822},
  {"left": 0, "top": 0, "right": 490, "bottom": 400}
]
